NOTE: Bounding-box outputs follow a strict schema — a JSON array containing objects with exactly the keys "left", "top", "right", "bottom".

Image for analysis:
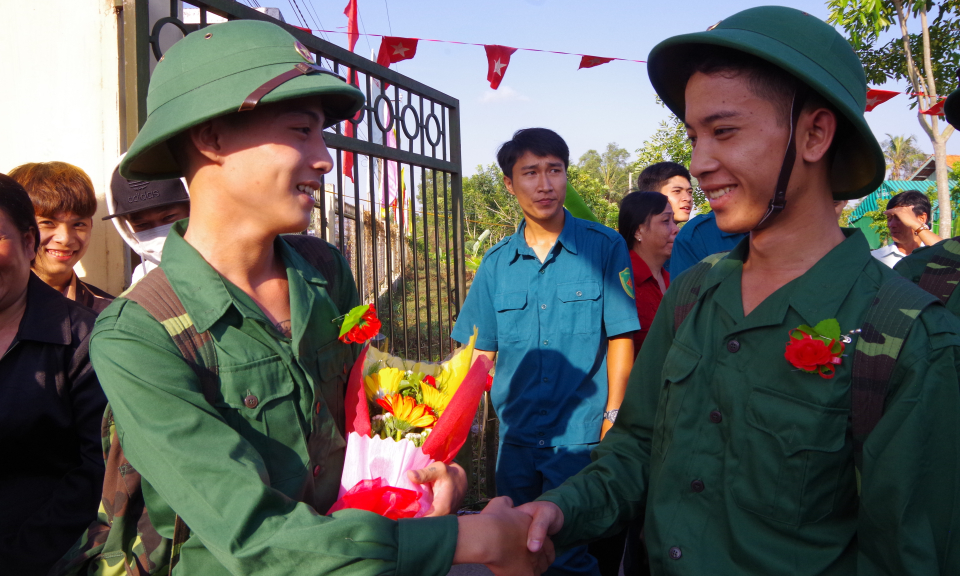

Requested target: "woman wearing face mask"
[
  {"left": 104, "top": 160, "right": 190, "bottom": 284},
  {"left": 618, "top": 191, "right": 680, "bottom": 357},
  {"left": 8, "top": 162, "right": 114, "bottom": 313}
]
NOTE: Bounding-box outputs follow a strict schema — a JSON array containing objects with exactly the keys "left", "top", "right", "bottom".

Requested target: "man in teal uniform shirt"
[
  {"left": 518, "top": 7, "right": 960, "bottom": 574},
  {"left": 89, "top": 20, "right": 550, "bottom": 576},
  {"left": 452, "top": 128, "right": 638, "bottom": 575}
]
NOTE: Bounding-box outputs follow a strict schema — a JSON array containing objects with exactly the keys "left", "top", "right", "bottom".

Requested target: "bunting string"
[{"left": 297, "top": 27, "right": 647, "bottom": 65}]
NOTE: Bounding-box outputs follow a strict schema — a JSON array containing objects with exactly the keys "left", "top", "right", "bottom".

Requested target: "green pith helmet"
[
  {"left": 647, "top": 6, "right": 885, "bottom": 201},
  {"left": 121, "top": 20, "right": 365, "bottom": 180},
  {"left": 946, "top": 86, "right": 960, "bottom": 130}
]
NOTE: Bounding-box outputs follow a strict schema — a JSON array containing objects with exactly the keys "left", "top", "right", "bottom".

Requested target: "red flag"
[
  {"left": 921, "top": 99, "right": 946, "bottom": 116},
  {"left": 578, "top": 55, "right": 614, "bottom": 70},
  {"left": 484, "top": 45, "right": 517, "bottom": 90},
  {"left": 344, "top": 0, "right": 358, "bottom": 52},
  {"left": 865, "top": 88, "right": 899, "bottom": 112},
  {"left": 376, "top": 37, "right": 418, "bottom": 68},
  {"left": 342, "top": 67, "right": 361, "bottom": 183}
]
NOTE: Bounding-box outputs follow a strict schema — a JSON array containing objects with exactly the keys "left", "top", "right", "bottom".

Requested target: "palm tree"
[{"left": 883, "top": 134, "right": 927, "bottom": 181}]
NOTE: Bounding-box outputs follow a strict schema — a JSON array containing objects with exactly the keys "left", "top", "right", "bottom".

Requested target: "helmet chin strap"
[{"left": 752, "top": 88, "right": 808, "bottom": 231}]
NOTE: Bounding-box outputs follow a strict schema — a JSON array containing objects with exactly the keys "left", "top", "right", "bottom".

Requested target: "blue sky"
[{"left": 255, "top": 0, "right": 958, "bottom": 176}]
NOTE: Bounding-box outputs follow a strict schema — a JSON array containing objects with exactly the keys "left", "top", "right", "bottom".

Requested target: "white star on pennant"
[
  {"left": 391, "top": 42, "right": 409, "bottom": 57},
  {"left": 493, "top": 59, "right": 506, "bottom": 76},
  {"left": 866, "top": 96, "right": 880, "bottom": 109}
]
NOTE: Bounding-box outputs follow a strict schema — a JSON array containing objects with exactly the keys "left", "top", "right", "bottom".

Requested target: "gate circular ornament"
[
  {"left": 425, "top": 113, "right": 442, "bottom": 148},
  {"left": 150, "top": 17, "right": 193, "bottom": 60},
  {"left": 373, "top": 94, "right": 395, "bottom": 133},
  {"left": 400, "top": 104, "right": 420, "bottom": 140}
]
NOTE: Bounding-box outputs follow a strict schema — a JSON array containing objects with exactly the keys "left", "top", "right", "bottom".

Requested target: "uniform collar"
[
  {"left": 511, "top": 208, "right": 578, "bottom": 261},
  {"left": 701, "top": 228, "right": 872, "bottom": 329},
  {"left": 19, "top": 273, "right": 72, "bottom": 345},
  {"left": 630, "top": 251, "right": 655, "bottom": 284},
  {"left": 160, "top": 220, "right": 328, "bottom": 334}
]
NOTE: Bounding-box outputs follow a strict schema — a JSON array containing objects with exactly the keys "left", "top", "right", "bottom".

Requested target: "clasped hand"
[{"left": 455, "top": 496, "right": 558, "bottom": 575}]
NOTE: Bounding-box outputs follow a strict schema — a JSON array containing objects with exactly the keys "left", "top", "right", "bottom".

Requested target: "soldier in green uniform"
[
  {"left": 894, "top": 84, "right": 960, "bottom": 315},
  {"left": 87, "top": 20, "right": 550, "bottom": 576},
  {"left": 517, "top": 7, "right": 960, "bottom": 575}
]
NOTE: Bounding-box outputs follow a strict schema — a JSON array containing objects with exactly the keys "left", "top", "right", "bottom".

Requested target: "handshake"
[{"left": 453, "top": 496, "right": 566, "bottom": 576}]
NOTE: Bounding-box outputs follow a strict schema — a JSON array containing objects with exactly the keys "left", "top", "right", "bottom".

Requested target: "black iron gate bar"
[{"left": 141, "top": 0, "right": 467, "bottom": 363}]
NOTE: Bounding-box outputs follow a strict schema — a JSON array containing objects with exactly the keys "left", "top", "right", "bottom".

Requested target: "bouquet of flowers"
[{"left": 327, "top": 305, "right": 492, "bottom": 520}]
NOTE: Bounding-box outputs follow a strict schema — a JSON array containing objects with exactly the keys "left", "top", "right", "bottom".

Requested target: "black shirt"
[{"left": 0, "top": 273, "right": 106, "bottom": 574}]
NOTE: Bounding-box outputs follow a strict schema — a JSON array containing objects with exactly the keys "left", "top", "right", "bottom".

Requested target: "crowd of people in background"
[{"left": 2, "top": 4, "right": 960, "bottom": 576}]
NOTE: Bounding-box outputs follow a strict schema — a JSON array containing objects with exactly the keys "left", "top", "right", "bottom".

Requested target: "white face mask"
[{"left": 132, "top": 223, "right": 173, "bottom": 265}]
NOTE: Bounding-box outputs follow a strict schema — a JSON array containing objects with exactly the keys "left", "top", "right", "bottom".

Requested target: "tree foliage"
[
  {"left": 882, "top": 133, "right": 928, "bottom": 179},
  {"left": 629, "top": 100, "right": 708, "bottom": 211},
  {"left": 576, "top": 144, "right": 632, "bottom": 202},
  {"left": 827, "top": 0, "right": 957, "bottom": 234}
]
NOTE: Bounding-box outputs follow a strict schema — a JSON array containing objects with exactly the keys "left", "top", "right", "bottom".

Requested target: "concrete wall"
[{"left": 0, "top": 0, "right": 128, "bottom": 294}]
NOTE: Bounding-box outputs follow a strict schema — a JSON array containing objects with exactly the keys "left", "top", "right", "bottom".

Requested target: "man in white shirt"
[{"left": 870, "top": 190, "right": 941, "bottom": 267}]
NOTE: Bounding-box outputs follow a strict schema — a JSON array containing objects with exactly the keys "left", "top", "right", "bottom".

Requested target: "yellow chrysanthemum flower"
[
  {"left": 364, "top": 367, "right": 404, "bottom": 400},
  {"left": 377, "top": 394, "right": 437, "bottom": 428},
  {"left": 437, "top": 327, "right": 478, "bottom": 395},
  {"left": 420, "top": 383, "right": 451, "bottom": 415}
]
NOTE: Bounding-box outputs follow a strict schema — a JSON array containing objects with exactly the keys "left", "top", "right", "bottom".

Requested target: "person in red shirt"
[{"left": 618, "top": 191, "right": 679, "bottom": 356}]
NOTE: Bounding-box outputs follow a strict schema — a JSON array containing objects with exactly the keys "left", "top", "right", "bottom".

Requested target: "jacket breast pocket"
[
  {"left": 217, "top": 356, "right": 307, "bottom": 487},
  {"left": 653, "top": 340, "right": 700, "bottom": 461},
  {"left": 495, "top": 291, "right": 527, "bottom": 343},
  {"left": 556, "top": 281, "right": 600, "bottom": 334},
  {"left": 732, "top": 387, "right": 849, "bottom": 526}
]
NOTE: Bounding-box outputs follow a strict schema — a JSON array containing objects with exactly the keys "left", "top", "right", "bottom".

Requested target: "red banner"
[
  {"left": 865, "top": 88, "right": 899, "bottom": 112},
  {"left": 579, "top": 55, "right": 614, "bottom": 69},
  {"left": 377, "top": 36, "right": 418, "bottom": 67}
]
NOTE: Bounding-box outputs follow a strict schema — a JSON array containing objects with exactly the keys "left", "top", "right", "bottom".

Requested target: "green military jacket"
[
  {"left": 540, "top": 230, "right": 960, "bottom": 575},
  {"left": 895, "top": 238, "right": 960, "bottom": 316},
  {"left": 90, "top": 221, "right": 457, "bottom": 575}
]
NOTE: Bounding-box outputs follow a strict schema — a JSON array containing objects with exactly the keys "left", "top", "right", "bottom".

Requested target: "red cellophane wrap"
[{"left": 327, "top": 343, "right": 492, "bottom": 519}]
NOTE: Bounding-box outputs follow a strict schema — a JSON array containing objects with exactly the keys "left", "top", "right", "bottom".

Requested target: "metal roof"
[{"left": 849, "top": 180, "right": 956, "bottom": 222}]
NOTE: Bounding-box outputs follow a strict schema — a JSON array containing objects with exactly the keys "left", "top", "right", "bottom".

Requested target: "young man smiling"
[
  {"left": 452, "top": 128, "right": 639, "bottom": 576},
  {"left": 89, "top": 20, "right": 550, "bottom": 576},
  {"left": 518, "top": 7, "right": 960, "bottom": 575}
]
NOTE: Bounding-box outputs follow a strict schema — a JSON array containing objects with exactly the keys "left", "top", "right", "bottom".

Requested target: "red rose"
[
  {"left": 422, "top": 375, "right": 436, "bottom": 387},
  {"left": 340, "top": 305, "right": 382, "bottom": 343},
  {"left": 784, "top": 334, "right": 834, "bottom": 371},
  {"left": 784, "top": 333, "right": 842, "bottom": 378}
]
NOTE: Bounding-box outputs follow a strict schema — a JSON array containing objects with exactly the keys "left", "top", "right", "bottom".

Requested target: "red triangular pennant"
[
  {"left": 376, "top": 36, "right": 418, "bottom": 68},
  {"left": 578, "top": 55, "right": 614, "bottom": 70},
  {"left": 921, "top": 99, "right": 946, "bottom": 116},
  {"left": 343, "top": 0, "right": 359, "bottom": 52},
  {"left": 865, "top": 88, "right": 899, "bottom": 112},
  {"left": 484, "top": 45, "right": 517, "bottom": 90}
]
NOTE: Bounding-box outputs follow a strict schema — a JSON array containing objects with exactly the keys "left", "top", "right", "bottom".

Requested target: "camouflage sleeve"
[{"left": 856, "top": 304, "right": 960, "bottom": 574}]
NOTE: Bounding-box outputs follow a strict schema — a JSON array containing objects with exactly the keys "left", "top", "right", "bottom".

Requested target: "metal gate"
[{"left": 118, "top": 0, "right": 466, "bottom": 363}]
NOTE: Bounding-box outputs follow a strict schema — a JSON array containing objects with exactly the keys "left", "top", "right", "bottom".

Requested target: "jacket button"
[
  {"left": 691, "top": 479, "right": 705, "bottom": 492},
  {"left": 313, "top": 465, "right": 321, "bottom": 477},
  {"left": 244, "top": 395, "right": 259, "bottom": 409},
  {"left": 576, "top": 291, "right": 583, "bottom": 297},
  {"left": 727, "top": 339, "right": 740, "bottom": 353},
  {"left": 709, "top": 410, "right": 722, "bottom": 423},
  {"left": 669, "top": 546, "right": 682, "bottom": 560}
]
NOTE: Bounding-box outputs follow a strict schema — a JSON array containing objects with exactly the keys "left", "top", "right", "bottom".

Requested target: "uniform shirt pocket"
[
  {"left": 733, "top": 387, "right": 849, "bottom": 526},
  {"left": 654, "top": 340, "right": 700, "bottom": 461},
  {"left": 495, "top": 291, "right": 527, "bottom": 343},
  {"left": 556, "top": 281, "right": 600, "bottom": 334},
  {"left": 217, "top": 356, "right": 309, "bottom": 488}
]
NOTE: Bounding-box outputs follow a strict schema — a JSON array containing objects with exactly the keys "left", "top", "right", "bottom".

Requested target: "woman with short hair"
[
  {"left": 618, "top": 191, "right": 680, "bottom": 355},
  {"left": 8, "top": 161, "right": 113, "bottom": 312},
  {"left": 0, "top": 174, "right": 106, "bottom": 574}
]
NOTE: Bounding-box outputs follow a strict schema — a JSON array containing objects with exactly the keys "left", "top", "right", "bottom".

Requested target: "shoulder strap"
[
  {"left": 124, "top": 268, "right": 219, "bottom": 404},
  {"left": 917, "top": 238, "right": 960, "bottom": 305},
  {"left": 123, "top": 268, "right": 218, "bottom": 574},
  {"left": 850, "top": 275, "right": 938, "bottom": 491},
  {"left": 281, "top": 234, "right": 341, "bottom": 309},
  {"left": 673, "top": 251, "right": 729, "bottom": 332}
]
